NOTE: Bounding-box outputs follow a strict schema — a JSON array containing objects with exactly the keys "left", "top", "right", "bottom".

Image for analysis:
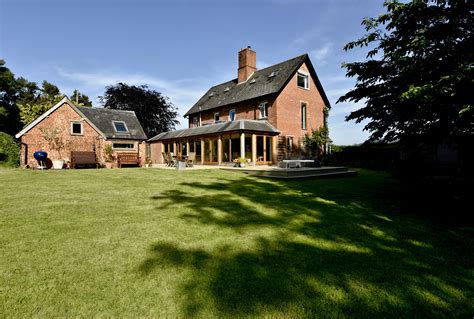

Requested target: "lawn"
[{"left": 0, "top": 168, "right": 472, "bottom": 318}]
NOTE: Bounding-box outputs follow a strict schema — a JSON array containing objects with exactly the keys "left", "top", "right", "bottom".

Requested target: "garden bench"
[
  {"left": 117, "top": 152, "right": 141, "bottom": 168},
  {"left": 71, "top": 151, "right": 98, "bottom": 169}
]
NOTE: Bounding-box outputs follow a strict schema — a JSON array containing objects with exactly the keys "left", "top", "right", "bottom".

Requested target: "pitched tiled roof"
[
  {"left": 78, "top": 107, "right": 147, "bottom": 140},
  {"left": 148, "top": 120, "right": 279, "bottom": 142},
  {"left": 184, "top": 54, "right": 330, "bottom": 116}
]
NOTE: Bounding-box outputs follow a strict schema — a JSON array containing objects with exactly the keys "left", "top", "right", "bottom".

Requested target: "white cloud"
[
  {"left": 55, "top": 67, "right": 211, "bottom": 129},
  {"left": 310, "top": 43, "right": 333, "bottom": 66}
]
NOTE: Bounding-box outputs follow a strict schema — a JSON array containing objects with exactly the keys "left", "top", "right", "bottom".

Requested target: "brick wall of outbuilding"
[
  {"left": 20, "top": 102, "right": 104, "bottom": 168},
  {"left": 19, "top": 102, "right": 145, "bottom": 168}
]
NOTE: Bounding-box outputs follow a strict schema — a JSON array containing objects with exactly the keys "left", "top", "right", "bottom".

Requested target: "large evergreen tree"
[
  {"left": 0, "top": 60, "right": 22, "bottom": 134},
  {"left": 100, "top": 83, "right": 179, "bottom": 138},
  {"left": 338, "top": 0, "right": 473, "bottom": 145}
]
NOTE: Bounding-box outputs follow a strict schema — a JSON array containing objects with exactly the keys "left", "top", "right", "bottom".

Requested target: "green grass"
[{"left": 0, "top": 168, "right": 472, "bottom": 318}]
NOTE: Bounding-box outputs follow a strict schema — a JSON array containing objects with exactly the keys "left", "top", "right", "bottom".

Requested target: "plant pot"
[
  {"left": 239, "top": 163, "right": 245, "bottom": 168},
  {"left": 52, "top": 159, "right": 64, "bottom": 169},
  {"left": 105, "top": 162, "right": 113, "bottom": 169}
]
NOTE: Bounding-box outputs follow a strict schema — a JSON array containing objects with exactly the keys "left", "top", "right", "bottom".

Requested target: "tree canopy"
[
  {"left": 338, "top": 0, "right": 473, "bottom": 144},
  {"left": 1, "top": 60, "right": 93, "bottom": 132},
  {"left": 100, "top": 83, "right": 179, "bottom": 138},
  {"left": 70, "top": 89, "right": 92, "bottom": 106},
  {"left": 18, "top": 81, "right": 64, "bottom": 126}
]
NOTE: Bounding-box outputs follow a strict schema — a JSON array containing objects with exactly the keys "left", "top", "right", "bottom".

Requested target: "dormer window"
[
  {"left": 297, "top": 72, "right": 309, "bottom": 89},
  {"left": 193, "top": 116, "right": 200, "bottom": 127},
  {"left": 214, "top": 112, "right": 220, "bottom": 123},
  {"left": 229, "top": 109, "right": 236, "bottom": 121},
  {"left": 259, "top": 102, "right": 268, "bottom": 119},
  {"left": 113, "top": 121, "right": 128, "bottom": 133}
]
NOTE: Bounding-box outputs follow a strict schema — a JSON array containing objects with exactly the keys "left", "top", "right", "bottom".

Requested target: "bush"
[{"left": 0, "top": 132, "right": 20, "bottom": 167}]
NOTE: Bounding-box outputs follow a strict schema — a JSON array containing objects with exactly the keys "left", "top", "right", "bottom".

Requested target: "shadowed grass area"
[{"left": 0, "top": 168, "right": 472, "bottom": 317}]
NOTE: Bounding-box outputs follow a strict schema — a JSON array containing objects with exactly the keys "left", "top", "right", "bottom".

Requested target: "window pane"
[
  {"left": 113, "top": 143, "right": 134, "bottom": 149},
  {"left": 297, "top": 73, "right": 308, "bottom": 89},
  {"left": 72, "top": 123, "right": 82, "bottom": 134},
  {"left": 229, "top": 110, "right": 235, "bottom": 121},
  {"left": 114, "top": 122, "right": 128, "bottom": 132},
  {"left": 266, "top": 137, "right": 272, "bottom": 162},
  {"left": 301, "top": 104, "right": 307, "bottom": 129}
]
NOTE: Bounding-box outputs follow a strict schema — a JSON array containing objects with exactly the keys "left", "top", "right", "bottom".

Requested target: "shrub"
[{"left": 0, "top": 132, "right": 20, "bottom": 167}]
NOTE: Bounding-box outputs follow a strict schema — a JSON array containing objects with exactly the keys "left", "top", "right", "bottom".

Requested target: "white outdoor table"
[{"left": 282, "top": 159, "right": 314, "bottom": 168}]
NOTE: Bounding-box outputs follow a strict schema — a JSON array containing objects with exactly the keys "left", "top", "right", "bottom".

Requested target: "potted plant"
[
  {"left": 238, "top": 157, "right": 247, "bottom": 168},
  {"left": 145, "top": 157, "right": 152, "bottom": 168},
  {"left": 103, "top": 144, "right": 114, "bottom": 169},
  {"left": 40, "top": 127, "right": 65, "bottom": 169}
]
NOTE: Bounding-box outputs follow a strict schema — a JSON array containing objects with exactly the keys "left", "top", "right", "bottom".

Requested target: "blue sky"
[{"left": 1, "top": 0, "right": 384, "bottom": 144}]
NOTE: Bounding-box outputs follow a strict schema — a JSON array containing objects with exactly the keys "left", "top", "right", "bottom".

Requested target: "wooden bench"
[
  {"left": 117, "top": 152, "right": 141, "bottom": 168},
  {"left": 71, "top": 151, "right": 98, "bottom": 169}
]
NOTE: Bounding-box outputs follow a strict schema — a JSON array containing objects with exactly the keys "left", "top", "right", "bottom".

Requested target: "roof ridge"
[{"left": 78, "top": 106, "right": 136, "bottom": 114}]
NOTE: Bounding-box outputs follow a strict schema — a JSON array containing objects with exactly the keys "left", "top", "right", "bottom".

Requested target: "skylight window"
[
  {"left": 113, "top": 121, "right": 128, "bottom": 133},
  {"left": 224, "top": 87, "right": 230, "bottom": 92},
  {"left": 209, "top": 92, "right": 214, "bottom": 97},
  {"left": 249, "top": 79, "right": 256, "bottom": 84}
]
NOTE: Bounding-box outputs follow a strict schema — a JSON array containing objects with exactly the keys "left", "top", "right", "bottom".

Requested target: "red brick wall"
[
  {"left": 189, "top": 96, "right": 277, "bottom": 127},
  {"left": 20, "top": 102, "right": 104, "bottom": 168},
  {"left": 20, "top": 102, "right": 145, "bottom": 168},
  {"left": 275, "top": 62, "right": 325, "bottom": 155},
  {"left": 149, "top": 142, "right": 164, "bottom": 164}
]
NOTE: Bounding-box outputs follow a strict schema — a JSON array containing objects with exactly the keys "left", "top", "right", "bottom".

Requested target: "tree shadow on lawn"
[{"left": 141, "top": 172, "right": 473, "bottom": 317}]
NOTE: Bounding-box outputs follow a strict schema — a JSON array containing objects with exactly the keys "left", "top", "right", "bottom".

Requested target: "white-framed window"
[
  {"left": 112, "top": 143, "right": 135, "bottom": 150},
  {"left": 259, "top": 102, "right": 268, "bottom": 119},
  {"left": 214, "top": 112, "right": 220, "bottom": 123},
  {"left": 113, "top": 121, "right": 129, "bottom": 133},
  {"left": 193, "top": 116, "right": 200, "bottom": 127},
  {"left": 70, "top": 121, "right": 83, "bottom": 135},
  {"left": 229, "top": 109, "right": 236, "bottom": 121},
  {"left": 297, "top": 72, "right": 309, "bottom": 89},
  {"left": 301, "top": 102, "right": 307, "bottom": 129}
]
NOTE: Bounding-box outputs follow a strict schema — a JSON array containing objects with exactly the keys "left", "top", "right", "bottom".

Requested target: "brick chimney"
[{"left": 238, "top": 46, "right": 257, "bottom": 83}]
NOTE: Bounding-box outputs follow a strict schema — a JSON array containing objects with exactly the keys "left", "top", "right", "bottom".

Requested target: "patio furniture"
[
  {"left": 186, "top": 152, "right": 195, "bottom": 167},
  {"left": 168, "top": 152, "right": 176, "bottom": 167},
  {"left": 162, "top": 152, "right": 170, "bottom": 166},
  {"left": 117, "top": 152, "right": 141, "bottom": 168},
  {"left": 71, "top": 151, "right": 98, "bottom": 169}
]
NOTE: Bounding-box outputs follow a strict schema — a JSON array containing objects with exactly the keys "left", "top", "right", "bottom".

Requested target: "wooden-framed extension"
[
  {"left": 148, "top": 120, "right": 280, "bottom": 166},
  {"left": 157, "top": 132, "right": 278, "bottom": 165}
]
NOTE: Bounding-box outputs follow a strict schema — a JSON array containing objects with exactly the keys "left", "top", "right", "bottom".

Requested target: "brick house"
[
  {"left": 148, "top": 47, "right": 330, "bottom": 165},
  {"left": 15, "top": 97, "right": 147, "bottom": 168}
]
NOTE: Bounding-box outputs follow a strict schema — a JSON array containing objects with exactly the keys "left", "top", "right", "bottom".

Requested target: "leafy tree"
[
  {"left": 0, "top": 60, "right": 21, "bottom": 134},
  {"left": 70, "top": 89, "right": 92, "bottom": 106},
  {"left": 100, "top": 83, "right": 179, "bottom": 138},
  {"left": 18, "top": 81, "right": 64, "bottom": 125},
  {"left": 338, "top": 0, "right": 473, "bottom": 145},
  {"left": 0, "top": 131, "right": 20, "bottom": 166},
  {"left": 303, "top": 126, "right": 329, "bottom": 157}
]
